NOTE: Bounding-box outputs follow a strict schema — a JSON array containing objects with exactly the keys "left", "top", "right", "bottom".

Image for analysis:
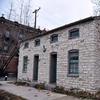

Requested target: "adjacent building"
[
  {"left": 18, "top": 16, "right": 100, "bottom": 92},
  {"left": 0, "top": 16, "right": 42, "bottom": 76}
]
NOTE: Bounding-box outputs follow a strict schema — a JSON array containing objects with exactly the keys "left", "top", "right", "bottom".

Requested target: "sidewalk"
[
  {"left": 0, "top": 81, "right": 89, "bottom": 100},
  {"left": 0, "top": 81, "right": 66, "bottom": 100}
]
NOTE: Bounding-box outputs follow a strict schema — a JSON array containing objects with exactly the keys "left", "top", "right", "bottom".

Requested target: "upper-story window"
[
  {"left": 24, "top": 42, "right": 29, "bottom": 49},
  {"left": 3, "top": 44, "right": 9, "bottom": 53},
  {"left": 50, "top": 34, "right": 58, "bottom": 43},
  {"left": 69, "top": 28, "right": 79, "bottom": 39},
  {"left": 68, "top": 49, "right": 79, "bottom": 76},
  {"left": 5, "top": 31, "right": 10, "bottom": 38},
  {"left": 19, "top": 33, "right": 23, "bottom": 39},
  {"left": 19, "top": 30, "right": 24, "bottom": 40},
  {"left": 5, "top": 31, "right": 10, "bottom": 41},
  {"left": 35, "top": 39, "right": 40, "bottom": 46}
]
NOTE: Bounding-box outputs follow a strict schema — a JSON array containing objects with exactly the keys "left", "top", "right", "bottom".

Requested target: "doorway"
[
  {"left": 33, "top": 55, "right": 39, "bottom": 81},
  {"left": 49, "top": 52, "right": 57, "bottom": 84}
]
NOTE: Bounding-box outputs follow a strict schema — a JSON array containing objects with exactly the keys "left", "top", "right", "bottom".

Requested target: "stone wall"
[
  {"left": 93, "top": 18, "right": 100, "bottom": 91},
  {"left": 18, "top": 19, "right": 100, "bottom": 92}
]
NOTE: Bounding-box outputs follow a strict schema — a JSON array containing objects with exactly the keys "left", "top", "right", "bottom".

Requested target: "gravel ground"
[{"left": 0, "top": 81, "right": 91, "bottom": 100}]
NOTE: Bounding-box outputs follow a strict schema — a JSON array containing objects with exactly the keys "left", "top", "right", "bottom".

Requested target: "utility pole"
[{"left": 33, "top": 7, "right": 40, "bottom": 29}]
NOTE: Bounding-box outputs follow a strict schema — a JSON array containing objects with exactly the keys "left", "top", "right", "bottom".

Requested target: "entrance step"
[{"left": 45, "top": 83, "right": 56, "bottom": 91}]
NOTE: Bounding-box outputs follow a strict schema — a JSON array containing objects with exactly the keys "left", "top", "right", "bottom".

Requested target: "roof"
[
  {"left": 0, "top": 16, "right": 42, "bottom": 33},
  {"left": 20, "top": 16, "right": 99, "bottom": 43}
]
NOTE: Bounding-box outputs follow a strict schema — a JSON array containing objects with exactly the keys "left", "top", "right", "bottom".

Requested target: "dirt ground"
[{"left": 0, "top": 90, "right": 26, "bottom": 100}]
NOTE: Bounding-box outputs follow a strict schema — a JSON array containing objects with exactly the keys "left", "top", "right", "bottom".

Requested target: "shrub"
[
  {"left": 68, "top": 90, "right": 96, "bottom": 99},
  {"left": 34, "top": 83, "right": 45, "bottom": 90},
  {"left": 14, "top": 81, "right": 30, "bottom": 86},
  {"left": 53, "top": 86, "right": 65, "bottom": 94},
  {"left": 52, "top": 86, "right": 97, "bottom": 99},
  {"left": 95, "top": 90, "right": 100, "bottom": 99}
]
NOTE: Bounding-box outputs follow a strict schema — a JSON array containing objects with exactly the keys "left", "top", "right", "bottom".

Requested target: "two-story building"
[{"left": 18, "top": 16, "right": 100, "bottom": 92}]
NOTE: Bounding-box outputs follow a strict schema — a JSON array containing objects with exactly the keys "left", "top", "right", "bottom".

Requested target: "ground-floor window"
[
  {"left": 23, "top": 56, "right": 28, "bottom": 73},
  {"left": 68, "top": 49, "right": 79, "bottom": 76}
]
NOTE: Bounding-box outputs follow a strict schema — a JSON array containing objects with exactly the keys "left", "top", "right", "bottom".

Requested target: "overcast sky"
[{"left": 0, "top": 0, "right": 93, "bottom": 30}]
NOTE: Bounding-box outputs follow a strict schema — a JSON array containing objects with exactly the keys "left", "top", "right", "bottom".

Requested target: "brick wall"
[{"left": 0, "top": 16, "right": 40, "bottom": 76}]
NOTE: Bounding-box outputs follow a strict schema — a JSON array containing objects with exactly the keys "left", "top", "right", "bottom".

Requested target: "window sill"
[
  {"left": 50, "top": 41, "right": 58, "bottom": 44},
  {"left": 22, "top": 71, "right": 27, "bottom": 73},
  {"left": 23, "top": 48, "right": 28, "bottom": 49},
  {"left": 68, "top": 37, "right": 79, "bottom": 40},
  {"left": 35, "top": 45, "right": 40, "bottom": 47},
  {"left": 67, "top": 74, "right": 79, "bottom": 77}
]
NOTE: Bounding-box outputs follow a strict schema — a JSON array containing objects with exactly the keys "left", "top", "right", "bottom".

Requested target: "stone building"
[
  {"left": 0, "top": 16, "right": 41, "bottom": 76},
  {"left": 18, "top": 16, "right": 100, "bottom": 92}
]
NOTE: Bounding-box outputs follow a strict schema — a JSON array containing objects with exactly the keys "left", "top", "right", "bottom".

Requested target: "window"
[
  {"left": 3, "top": 45, "right": 9, "bottom": 52},
  {"left": 35, "top": 39, "right": 40, "bottom": 46},
  {"left": 68, "top": 49, "right": 79, "bottom": 76},
  {"left": 5, "top": 31, "right": 10, "bottom": 38},
  {"left": 50, "top": 34, "right": 58, "bottom": 43},
  {"left": 4, "top": 46, "right": 8, "bottom": 51},
  {"left": 69, "top": 28, "right": 79, "bottom": 39},
  {"left": 19, "top": 30, "right": 24, "bottom": 40},
  {"left": 23, "top": 56, "right": 28, "bottom": 73},
  {"left": 19, "top": 34, "right": 23, "bottom": 39},
  {"left": 5, "top": 31, "right": 10, "bottom": 41},
  {"left": 24, "top": 42, "right": 29, "bottom": 49}
]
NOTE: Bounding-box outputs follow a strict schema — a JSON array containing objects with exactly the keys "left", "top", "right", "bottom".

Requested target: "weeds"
[
  {"left": 53, "top": 86, "right": 97, "bottom": 100},
  {"left": 14, "top": 81, "right": 30, "bottom": 86},
  {"left": 34, "top": 83, "right": 45, "bottom": 90}
]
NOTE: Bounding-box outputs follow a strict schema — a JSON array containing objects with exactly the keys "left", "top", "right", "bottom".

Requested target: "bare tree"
[
  {"left": 19, "top": 1, "right": 24, "bottom": 24},
  {"left": 23, "top": 0, "right": 31, "bottom": 25},
  {"left": 6, "top": 0, "right": 35, "bottom": 26},
  {"left": 92, "top": 0, "right": 100, "bottom": 16},
  {"left": 8, "top": 0, "right": 13, "bottom": 19}
]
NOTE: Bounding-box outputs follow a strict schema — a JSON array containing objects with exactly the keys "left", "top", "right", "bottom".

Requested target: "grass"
[{"left": 0, "top": 90, "right": 26, "bottom": 100}]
